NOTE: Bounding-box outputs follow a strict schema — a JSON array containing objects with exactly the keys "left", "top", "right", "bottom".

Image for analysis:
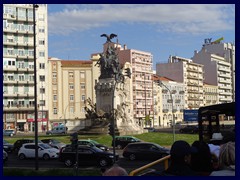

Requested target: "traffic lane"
[{"left": 4, "top": 150, "right": 166, "bottom": 173}]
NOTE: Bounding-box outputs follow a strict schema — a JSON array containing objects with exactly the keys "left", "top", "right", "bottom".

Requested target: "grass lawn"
[{"left": 4, "top": 132, "right": 199, "bottom": 147}]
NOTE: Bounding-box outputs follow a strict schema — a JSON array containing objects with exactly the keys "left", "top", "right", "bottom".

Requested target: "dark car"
[
  {"left": 3, "top": 139, "right": 14, "bottom": 153},
  {"left": 3, "top": 129, "right": 16, "bottom": 137},
  {"left": 46, "top": 126, "right": 67, "bottom": 135},
  {"left": 77, "top": 139, "right": 109, "bottom": 151},
  {"left": 123, "top": 142, "right": 170, "bottom": 161},
  {"left": 41, "top": 139, "right": 66, "bottom": 149},
  {"left": 59, "top": 145, "right": 118, "bottom": 167},
  {"left": 13, "top": 139, "right": 43, "bottom": 152},
  {"left": 179, "top": 125, "right": 199, "bottom": 134},
  {"left": 112, "top": 136, "right": 141, "bottom": 149}
]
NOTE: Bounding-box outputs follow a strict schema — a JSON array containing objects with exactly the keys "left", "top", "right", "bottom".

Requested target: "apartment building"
[
  {"left": 192, "top": 48, "right": 233, "bottom": 104},
  {"left": 48, "top": 56, "right": 100, "bottom": 131},
  {"left": 3, "top": 4, "right": 48, "bottom": 132},
  {"left": 197, "top": 40, "right": 235, "bottom": 101},
  {"left": 203, "top": 83, "right": 219, "bottom": 106},
  {"left": 156, "top": 56, "right": 204, "bottom": 110}
]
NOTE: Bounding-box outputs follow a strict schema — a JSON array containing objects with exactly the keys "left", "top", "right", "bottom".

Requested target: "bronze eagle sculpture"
[{"left": 101, "top": 33, "right": 117, "bottom": 43}]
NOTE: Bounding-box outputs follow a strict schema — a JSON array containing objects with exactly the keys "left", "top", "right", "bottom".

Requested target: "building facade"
[
  {"left": 192, "top": 48, "right": 233, "bottom": 104},
  {"left": 3, "top": 4, "right": 48, "bottom": 132},
  {"left": 203, "top": 83, "right": 219, "bottom": 106},
  {"left": 48, "top": 56, "right": 100, "bottom": 131},
  {"left": 156, "top": 55, "right": 204, "bottom": 110}
]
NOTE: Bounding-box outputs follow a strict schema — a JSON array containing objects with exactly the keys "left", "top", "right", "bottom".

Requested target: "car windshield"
[
  {"left": 89, "top": 140, "right": 99, "bottom": 145},
  {"left": 39, "top": 143, "right": 52, "bottom": 149},
  {"left": 91, "top": 146, "right": 104, "bottom": 152}
]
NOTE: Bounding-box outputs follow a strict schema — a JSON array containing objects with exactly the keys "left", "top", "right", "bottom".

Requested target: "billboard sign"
[{"left": 184, "top": 109, "right": 198, "bottom": 122}]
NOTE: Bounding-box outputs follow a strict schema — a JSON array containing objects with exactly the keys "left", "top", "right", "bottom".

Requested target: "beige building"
[
  {"left": 192, "top": 48, "right": 233, "bottom": 104},
  {"left": 156, "top": 55, "right": 204, "bottom": 110},
  {"left": 3, "top": 4, "right": 48, "bottom": 132},
  {"left": 47, "top": 56, "right": 100, "bottom": 131},
  {"left": 203, "top": 83, "right": 219, "bottom": 106}
]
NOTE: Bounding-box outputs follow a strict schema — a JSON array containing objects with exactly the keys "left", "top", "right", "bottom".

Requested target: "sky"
[{"left": 47, "top": 4, "right": 235, "bottom": 69}]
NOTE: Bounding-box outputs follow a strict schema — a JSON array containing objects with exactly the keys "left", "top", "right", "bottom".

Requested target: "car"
[
  {"left": 41, "top": 139, "right": 66, "bottom": 149},
  {"left": 3, "top": 150, "right": 8, "bottom": 163},
  {"left": 122, "top": 142, "right": 170, "bottom": 161},
  {"left": 144, "top": 127, "right": 156, "bottom": 132},
  {"left": 59, "top": 145, "right": 118, "bottom": 167},
  {"left": 77, "top": 139, "right": 109, "bottom": 151},
  {"left": 179, "top": 125, "right": 199, "bottom": 134},
  {"left": 46, "top": 126, "right": 68, "bottom": 135},
  {"left": 3, "top": 139, "right": 14, "bottom": 153},
  {"left": 13, "top": 139, "right": 43, "bottom": 153},
  {"left": 112, "top": 136, "right": 141, "bottom": 149},
  {"left": 3, "top": 129, "right": 16, "bottom": 137},
  {"left": 18, "top": 143, "right": 59, "bottom": 160}
]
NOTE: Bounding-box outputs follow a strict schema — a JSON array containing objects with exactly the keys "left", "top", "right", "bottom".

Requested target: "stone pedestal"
[{"left": 95, "top": 78, "right": 144, "bottom": 135}]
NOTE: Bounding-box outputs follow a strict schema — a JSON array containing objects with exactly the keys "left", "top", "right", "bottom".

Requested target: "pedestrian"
[
  {"left": 161, "top": 140, "right": 198, "bottom": 176},
  {"left": 190, "top": 141, "right": 213, "bottom": 175},
  {"left": 103, "top": 164, "right": 128, "bottom": 176},
  {"left": 210, "top": 141, "right": 235, "bottom": 176}
]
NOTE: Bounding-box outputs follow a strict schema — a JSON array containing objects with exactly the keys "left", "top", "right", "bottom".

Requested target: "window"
[
  {"left": 18, "top": 75, "right": 25, "bottom": 81},
  {"left": 39, "top": 75, "right": 45, "bottom": 81},
  {"left": 70, "top": 95, "right": 74, "bottom": 101},
  {"left": 53, "top": 95, "right": 57, "bottom": 101},
  {"left": 81, "top": 95, "right": 85, "bottom": 101},
  {"left": 7, "top": 60, "right": 15, "bottom": 66},
  {"left": 39, "top": 39, "right": 45, "bottom": 45},
  {"left": 39, "top": 63, "right": 45, "bottom": 69},
  {"left": 80, "top": 72, "right": 85, "bottom": 78},
  {"left": 70, "top": 107, "right": 74, "bottom": 113},
  {"left": 53, "top": 108, "right": 57, "bottom": 114},
  {"left": 80, "top": 83, "right": 85, "bottom": 90},
  {"left": 39, "top": 51, "right": 45, "bottom": 57},
  {"left": 18, "top": 62, "right": 24, "bottom": 68},
  {"left": 40, "top": 100, "right": 45, "bottom": 106},
  {"left": 39, "top": 27, "right": 45, "bottom": 33},
  {"left": 69, "top": 72, "right": 74, "bottom": 78},
  {"left": 69, "top": 84, "right": 74, "bottom": 89},
  {"left": 52, "top": 72, "right": 57, "bottom": 78},
  {"left": 40, "top": 87, "right": 45, "bottom": 94},
  {"left": 28, "top": 50, "right": 34, "bottom": 56}
]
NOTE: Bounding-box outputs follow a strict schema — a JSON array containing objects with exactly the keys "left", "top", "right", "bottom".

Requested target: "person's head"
[
  {"left": 170, "top": 140, "right": 196, "bottom": 164},
  {"left": 218, "top": 141, "right": 235, "bottom": 169},
  {"left": 191, "top": 140, "right": 212, "bottom": 172},
  {"left": 103, "top": 164, "right": 128, "bottom": 176}
]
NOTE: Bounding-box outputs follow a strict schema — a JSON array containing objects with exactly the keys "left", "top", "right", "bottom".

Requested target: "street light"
[
  {"left": 157, "top": 80, "right": 175, "bottom": 143},
  {"left": 33, "top": 3, "right": 39, "bottom": 171}
]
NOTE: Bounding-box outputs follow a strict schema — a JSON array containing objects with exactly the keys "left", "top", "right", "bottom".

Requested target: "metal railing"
[{"left": 129, "top": 155, "right": 171, "bottom": 176}]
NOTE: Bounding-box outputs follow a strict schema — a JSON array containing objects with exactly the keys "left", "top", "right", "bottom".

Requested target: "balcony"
[{"left": 162, "top": 109, "right": 169, "bottom": 113}]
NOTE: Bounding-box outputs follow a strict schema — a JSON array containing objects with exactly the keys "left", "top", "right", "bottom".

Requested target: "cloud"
[{"left": 48, "top": 4, "right": 235, "bottom": 36}]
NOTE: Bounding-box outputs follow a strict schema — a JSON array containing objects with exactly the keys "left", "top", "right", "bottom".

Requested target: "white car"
[
  {"left": 3, "top": 150, "right": 8, "bottom": 163},
  {"left": 18, "top": 143, "right": 59, "bottom": 160}
]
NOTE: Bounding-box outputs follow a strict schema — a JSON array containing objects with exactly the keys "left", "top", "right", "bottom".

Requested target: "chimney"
[{"left": 124, "top": 44, "right": 127, "bottom": 50}]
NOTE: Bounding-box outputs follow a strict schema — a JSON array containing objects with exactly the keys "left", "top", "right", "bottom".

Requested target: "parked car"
[
  {"left": 123, "top": 142, "right": 170, "bottom": 161},
  {"left": 143, "top": 127, "right": 156, "bottom": 132},
  {"left": 46, "top": 126, "right": 68, "bottom": 135},
  {"left": 13, "top": 139, "right": 43, "bottom": 152},
  {"left": 18, "top": 143, "right": 59, "bottom": 160},
  {"left": 112, "top": 136, "right": 141, "bottom": 149},
  {"left": 59, "top": 145, "right": 118, "bottom": 167},
  {"left": 3, "top": 129, "right": 16, "bottom": 137},
  {"left": 77, "top": 139, "right": 109, "bottom": 151},
  {"left": 179, "top": 125, "right": 199, "bottom": 134},
  {"left": 3, "top": 150, "right": 8, "bottom": 163},
  {"left": 3, "top": 139, "right": 14, "bottom": 153},
  {"left": 41, "top": 139, "right": 66, "bottom": 149}
]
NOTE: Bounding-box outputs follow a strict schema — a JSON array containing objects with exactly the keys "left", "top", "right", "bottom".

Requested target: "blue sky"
[{"left": 47, "top": 4, "right": 235, "bottom": 69}]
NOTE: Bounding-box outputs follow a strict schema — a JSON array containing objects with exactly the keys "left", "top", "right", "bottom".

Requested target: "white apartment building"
[
  {"left": 156, "top": 56, "right": 204, "bottom": 110},
  {"left": 192, "top": 48, "right": 233, "bottom": 104},
  {"left": 203, "top": 83, "right": 219, "bottom": 106},
  {"left": 200, "top": 41, "right": 235, "bottom": 101},
  {"left": 3, "top": 4, "right": 48, "bottom": 132},
  {"left": 152, "top": 75, "right": 185, "bottom": 127},
  {"left": 48, "top": 57, "right": 100, "bottom": 131}
]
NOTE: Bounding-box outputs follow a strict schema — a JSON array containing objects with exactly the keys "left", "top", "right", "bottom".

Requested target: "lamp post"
[
  {"left": 33, "top": 3, "right": 39, "bottom": 171},
  {"left": 157, "top": 80, "right": 175, "bottom": 143}
]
